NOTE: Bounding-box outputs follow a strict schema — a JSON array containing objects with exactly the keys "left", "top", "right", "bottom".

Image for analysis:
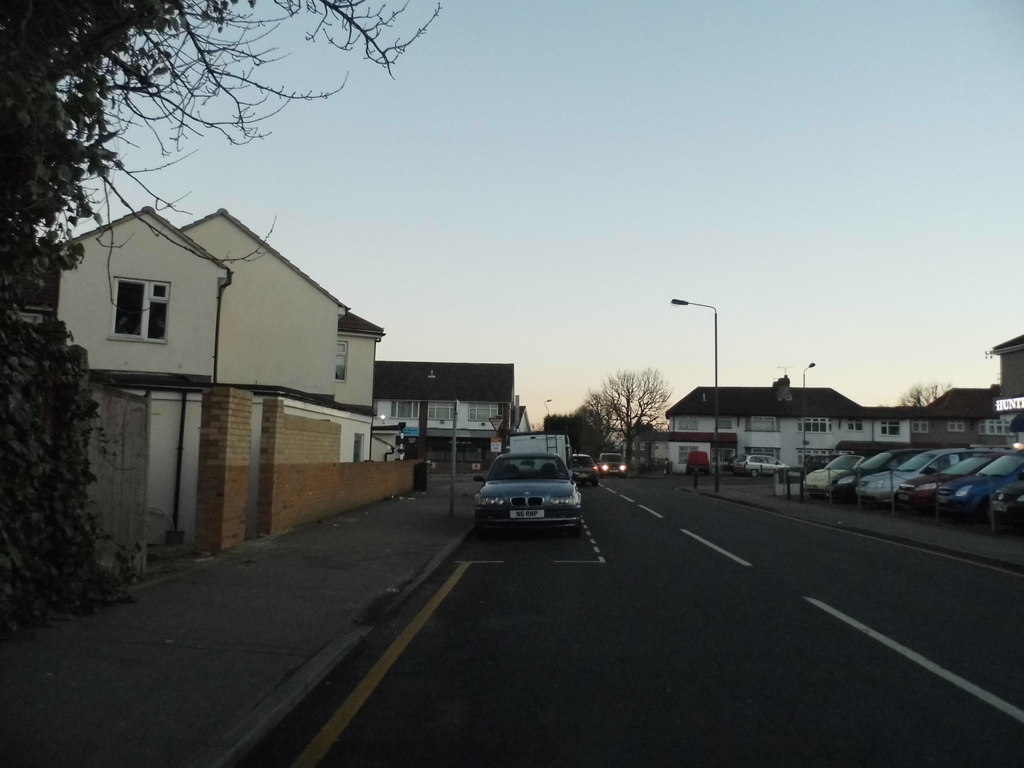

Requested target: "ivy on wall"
[{"left": 0, "top": 313, "right": 125, "bottom": 634}]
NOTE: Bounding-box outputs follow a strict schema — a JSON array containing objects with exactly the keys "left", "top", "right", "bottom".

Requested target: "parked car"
[
  {"left": 685, "top": 451, "right": 711, "bottom": 475},
  {"left": 598, "top": 452, "right": 627, "bottom": 477},
  {"left": 895, "top": 452, "right": 1011, "bottom": 513},
  {"left": 935, "top": 452, "right": 1024, "bottom": 518},
  {"left": 991, "top": 478, "right": 1024, "bottom": 523},
  {"left": 802, "top": 454, "right": 840, "bottom": 473},
  {"left": 804, "top": 454, "right": 864, "bottom": 497},
  {"left": 473, "top": 452, "right": 582, "bottom": 537},
  {"left": 732, "top": 454, "right": 787, "bottom": 477},
  {"left": 570, "top": 453, "right": 600, "bottom": 487},
  {"left": 729, "top": 454, "right": 750, "bottom": 474},
  {"left": 856, "top": 448, "right": 985, "bottom": 504},
  {"left": 827, "top": 449, "right": 924, "bottom": 502}
]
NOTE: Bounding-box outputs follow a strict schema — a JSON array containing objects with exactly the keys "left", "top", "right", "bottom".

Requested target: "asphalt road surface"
[{"left": 243, "top": 477, "right": 1024, "bottom": 767}]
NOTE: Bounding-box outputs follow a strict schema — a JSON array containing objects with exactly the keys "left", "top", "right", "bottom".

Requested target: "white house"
[{"left": 61, "top": 208, "right": 383, "bottom": 543}]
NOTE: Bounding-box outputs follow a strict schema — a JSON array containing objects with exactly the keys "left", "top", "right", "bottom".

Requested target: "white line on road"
[
  {"left": 806, "top": 597, "right": 1024, "bottom": 724},
  {"left": 620, "top": 495, "right": 634, "bottom": 502},
  {"left": 680, "top": 529, "right": 752, "bottom": 567},
  {"left": 639, "top": 505, "right": 663, "bottom": 519}
]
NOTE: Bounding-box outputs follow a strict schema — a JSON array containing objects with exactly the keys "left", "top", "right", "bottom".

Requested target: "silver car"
[{"left": 474, "top": 453, "right": 582, "bottom": 537}]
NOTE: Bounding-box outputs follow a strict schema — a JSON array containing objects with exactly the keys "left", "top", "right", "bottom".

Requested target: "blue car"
[{"left": 935, "top": 452, "right": 1024, "bottom": 518}]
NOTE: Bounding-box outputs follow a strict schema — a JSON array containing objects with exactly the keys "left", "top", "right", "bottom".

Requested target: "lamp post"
[
  {"left": 671, "top": 298, "right": 719, "bottom": 492},
  {"left": 802, "top": 362, "right": 816, "bottom": 468}
]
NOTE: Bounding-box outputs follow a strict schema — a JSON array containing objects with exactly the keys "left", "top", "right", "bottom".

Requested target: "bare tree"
[
  {"left": 585, "top": 369, "right": 672, "bottom": 466},
  {"left": 897, "top": 381, "right": 953, "bottom": 407}
]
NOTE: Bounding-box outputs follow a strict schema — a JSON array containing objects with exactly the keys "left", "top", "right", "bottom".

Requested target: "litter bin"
[{"left": 414, "top": 460, "right": 429, "bottom": 491}]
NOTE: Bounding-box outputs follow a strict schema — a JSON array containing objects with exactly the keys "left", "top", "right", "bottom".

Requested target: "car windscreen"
[
  {"left": 488, "top": 456, "right": 570, "bottom": 481},
  {"left": 895, "top": 452, "right": 940, "bottom": 472},
  {"left": 571, "top": 457, "right": 593, "bottom": 467},
  {"left": 825, "top": 455, "right": 861, "bottom": 470},
  {"left": 945, "top": 456, "right": 996, "bottom": 476},
  {"left": 979, "top": 454, "right": 1024, "bottom": 477},
  {"left": 600, "top": 454, "right": 622, "bottom": 462}
]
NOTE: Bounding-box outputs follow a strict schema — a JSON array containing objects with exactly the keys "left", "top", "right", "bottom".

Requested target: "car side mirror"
[
  {"left": 473, "top": 475, "right": 486, "bottom": 482},
  {"left": 920, "top": 467, "right": 935, "bottom": 474}
]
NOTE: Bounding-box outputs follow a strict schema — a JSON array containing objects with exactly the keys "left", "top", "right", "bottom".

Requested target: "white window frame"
[
  {"left": 335, "top": 341, "right": 348, "bottom": 381},
  {"left": 980, "top": 418, "right": 1011, "bottom": 435},
  {"left": 749, "top": 416, "right": 777, "bottom": 432},
  {"left": 911, "top": 419, "right": 929, "bottom": 434},
  {"left": 428, "top": 401, "right": 454, "bottom": 420},
  {"left": 801, "top": 417, "right": 831, "bottom": 434},
  {"left": 112, "top": 278, "right": 169, "bottom": 341},
  {"left": 716, "top": 417, "right": 732, "bottom": 429},
  {"left": 846, "top": 419, "right": 864, "bottom": 432},
  {"left": 468, "top": 402, "right": 500, "bottom": 422},
  {"left": 880, "top": 420, "right": 901, "bottom": 436},
  {"left": 390, "top": 401, "right": 420, "bottom": 419},
  {"left": 947, "top": 420, "right": 965, "bottom": 433},
  {"left": 675, "top": 417, "right": 698, "bottom": 430}
]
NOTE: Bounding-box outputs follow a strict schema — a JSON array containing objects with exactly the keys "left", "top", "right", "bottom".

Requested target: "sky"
[{"left": 99, "top": 0, "right": 1024, "bottom": 420}]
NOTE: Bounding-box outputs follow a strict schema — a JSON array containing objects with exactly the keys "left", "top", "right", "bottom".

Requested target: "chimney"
[{"left": 774, "top": 375, "right": 792, "bottom": 401}]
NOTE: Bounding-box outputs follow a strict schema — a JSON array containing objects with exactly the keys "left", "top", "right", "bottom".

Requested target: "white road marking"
[
  {"left": 806, "top": 597, "right": 1024, "bottom": 724},
  {"left": 680, "top": 529, "right": 752, "bottom": 567},
  {"left": 639, "top": 505, "right": 664, "bottom": 519},
  {"left": 621, "top": 495, "right": 635, "bottom": 502}
]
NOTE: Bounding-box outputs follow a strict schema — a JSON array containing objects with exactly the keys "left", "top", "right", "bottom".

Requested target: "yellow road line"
[{"left": 289, "top": 561, "right": 471, "bottom": 768}]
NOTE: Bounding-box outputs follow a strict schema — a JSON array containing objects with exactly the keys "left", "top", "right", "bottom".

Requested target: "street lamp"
[
  {"left": 671, "top": 298, "right": 719, "bottom": 492},
  {"left": 802, "top": 363, "right": 816, "bottom": 467}
]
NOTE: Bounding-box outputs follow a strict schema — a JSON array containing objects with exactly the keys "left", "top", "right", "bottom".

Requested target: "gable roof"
[
  {"left": 374, "top": 361, "right": 514, "bottom": 402},
  {"left": 183, "top": 208, "right": 347, "bottom": 309},
  {"left": 925, "top": 386, "right": 1001, "bottom": 417},
  {"left": 666, "top": 386, "right": 864, "bottom": 418},
  {"left": 73, "top": 207, "right": 223, "bottom": 267},
  {"left": 337, "top": 311, "right": 385, "bottom": 339}
]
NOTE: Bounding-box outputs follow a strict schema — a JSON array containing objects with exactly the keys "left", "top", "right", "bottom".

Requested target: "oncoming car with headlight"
[{"left": 473, "top": 453, "right": 582, "bottom": 537}]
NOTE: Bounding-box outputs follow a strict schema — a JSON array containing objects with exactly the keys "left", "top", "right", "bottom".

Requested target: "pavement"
[{"left": 4, "top": 471, "right": 1024, "bottom": 768}]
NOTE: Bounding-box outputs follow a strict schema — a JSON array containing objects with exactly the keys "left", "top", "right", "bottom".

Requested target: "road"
[{"left": 242, "top": 477, "right": 1024, "bottom": 767}]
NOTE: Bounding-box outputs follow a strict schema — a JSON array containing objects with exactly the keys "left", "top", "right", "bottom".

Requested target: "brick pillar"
[
  {"left": 195, "top": 387, "right": 252, "bottom": 552},
  {"left": 257, "top": 397, "right": 284, "bottom": 536}
]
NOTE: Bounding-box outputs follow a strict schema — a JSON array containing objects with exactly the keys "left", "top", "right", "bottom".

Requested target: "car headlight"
[
  {"left": 918, "top": 482, "right": 938, "bottom": 491},
  {"left": 1016, "top": 494, "right": 1024, "bottom": 503},
  {"left": 835, "top": 476, "right": 855, "bottom": 487},
  {"left": 868, "top": 480, "right": 886, "bottom": 489},
  {"left": 475, "top": 495, "right": 506, "bottom": 507},
  {"left": 955, "top": 486, "right": 971, "bottom": 498},
  {"left": 549, "top": 493, "right": 580, "bottom": 506}
]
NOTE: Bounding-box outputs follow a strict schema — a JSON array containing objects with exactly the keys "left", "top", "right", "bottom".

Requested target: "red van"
[{"left": 685, "top": 451, "right": 710, "bottom": 475}]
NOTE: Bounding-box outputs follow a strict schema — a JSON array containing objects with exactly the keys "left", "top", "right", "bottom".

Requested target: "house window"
[
  {"left": 428, "top": 401, "right": 453, "bottom": 420},
  {"left": 980, "top": 418, "right": 1011, "bottom": 435},
  {"left": 675, "top": 417, "right": 698, "bottom": 430},
  {"left": 911, "top": 420, "right": 929, "bottom": 434},
  {"left": 716, "top": 417, "right": 732, "bottom": 429},
  {"left": 947, "top": 420, "right": 965, "bottom": 432},
  {"left": 390, "top": 401, "right": 420, "bottom": 419},
  {"left": 846, "top": 419, "right": 864, "bottom": 432},
  {"left": 335, "top": 341, "right": 348, "bottom": 381},
  {"left": 468, "top": 402, "right": 499, "bottom": 422},
  {"left": 880, "top": 420, "right": 900, "bottom": 436},
  {"left": 353, "top": 433, "right": 364, "bottom": 461},
  {"left": 113, "top": 278, "right": 168, "bottom": 341},
  {"left": 800, "top": 418, "right": 831, "bottom": 433},
  {"left": 749, "top": 416, "right": 777, "bottom": 432}
]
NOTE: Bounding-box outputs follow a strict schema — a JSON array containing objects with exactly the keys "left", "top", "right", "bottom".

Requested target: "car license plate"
[
  {"left": 895, "top": 492, "right": 908, "bottom": 502},
  {"left": 992, "top": 500, "right": 1007, "bottom": 513},
  {"left": 511, "top": 509, "right": 544, "bottom": 519}
]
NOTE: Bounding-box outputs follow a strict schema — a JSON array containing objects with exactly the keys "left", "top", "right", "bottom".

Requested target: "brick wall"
[
  {"left": 195, "top": 387, "right": 252, "bottom": 552},
  {"left": 258, "top": 397, "right": 415, "bottom": 535},
  {"left": 258, "top": 460, "right": 417, "bottom": 534}
]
